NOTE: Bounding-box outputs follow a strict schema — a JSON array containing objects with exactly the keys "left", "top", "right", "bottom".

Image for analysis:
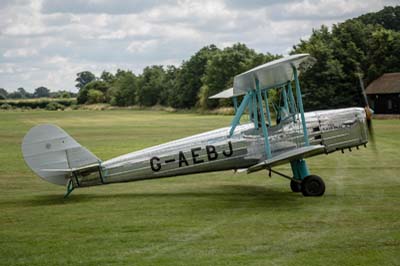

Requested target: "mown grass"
[{"left": 0, "top": 110, "right": 399, "bottom": 266}]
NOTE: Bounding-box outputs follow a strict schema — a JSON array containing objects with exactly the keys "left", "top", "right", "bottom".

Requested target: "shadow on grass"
[{"left": 3, "top": 184, "right": 307, "bottom": 209}]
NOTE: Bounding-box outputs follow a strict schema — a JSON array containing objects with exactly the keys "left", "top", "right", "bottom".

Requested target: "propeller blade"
[
  {"left": 364, "top": 107, "right": 376, "bottom": 150},
  {"left": 358, "top": 72, "right": 376, "bottom": 146}
]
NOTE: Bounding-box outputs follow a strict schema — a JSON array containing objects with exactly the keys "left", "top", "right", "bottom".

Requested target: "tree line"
[
  {"left": 74, "top": 44, "right": 279, "bottom": 109},
  {"left": 2, "top": 6, "right": 399, "bottom": 111}
]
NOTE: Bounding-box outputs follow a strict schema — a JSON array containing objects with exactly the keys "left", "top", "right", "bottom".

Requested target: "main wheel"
[
  {"left": 301, "top": 175, "right": 325, "bottom": 197},
  {"left": 290, "top": 180, "right": 301, "bottom": 192}
]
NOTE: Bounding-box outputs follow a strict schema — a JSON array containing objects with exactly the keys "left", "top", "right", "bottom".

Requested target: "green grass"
[{"left": 0, "top": 110, "right": 399, "bottom": 266}]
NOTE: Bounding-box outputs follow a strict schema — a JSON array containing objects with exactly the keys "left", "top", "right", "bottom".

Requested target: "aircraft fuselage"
[{"left": 71, "top": 107, "right": 368, "bottom": 188}]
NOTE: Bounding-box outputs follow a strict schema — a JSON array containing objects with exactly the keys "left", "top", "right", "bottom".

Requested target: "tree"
[
  {"left": 201, "top": 43, "right": 279, "bottom": 108},
  {"left": 367, "top": 28, "right": 400, "bottom": 83},
  {"left": 137, "top": 66, "right": 166, "bottom": 106},
  {"left": 87, "top": 89, "right": 105, "bottom": 104},
  {"left": 75, "top": 71, "right": 96, "bottom": 89},
  {"left": 109, "top": 70, "right": 138, "bottom": 106},
  {"left": 356, "top": 6, "right": 400, "bottom": 32},
  {"left": 17, "top": 87, "right": 31, "bottom": 98},
  {"left": 8, "top": 91, "right": 22, "bottom": 99},
  {"left": 77, "top": 88, "right": 89, "bottom": 104},
  {"left": 168, "top": 45, "right": 220, "bottom": 108},
  {"left": 77, "top": 80, "right": 110, "bottom": 104},
  {"left": 292, "top": 25, "right": 348, "bottom": 109},
  {"left": 162, "top": 65, "right": 178, "bottom": 106},
  {"left": 0, "top": 88, "right": 8, "bottom": 100},
  {"left": 100, "top": 71, "right": 115, "bottom": 84},
  {"left": 33, "top": 86, "right": 50, "bottom": 98},
  {"left": 60, "top": 91, "right": 72, "bottom": 98},
  {"left": 6, "top": 87, "right": 32, "bottom": 99}
]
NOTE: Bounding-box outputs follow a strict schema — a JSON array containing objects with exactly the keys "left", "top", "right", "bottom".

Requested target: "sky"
[{"left": 0, "top": 0, "right": 398, "bottom": 92}]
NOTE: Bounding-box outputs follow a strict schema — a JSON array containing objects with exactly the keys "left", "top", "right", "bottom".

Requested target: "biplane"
[{"left": 22, "top": 54, "right": 371, "bottom": 197}]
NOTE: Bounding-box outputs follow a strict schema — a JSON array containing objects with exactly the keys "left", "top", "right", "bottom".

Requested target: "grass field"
[{"left": 0, "top": 110, "right": 399, "bottom": 266}]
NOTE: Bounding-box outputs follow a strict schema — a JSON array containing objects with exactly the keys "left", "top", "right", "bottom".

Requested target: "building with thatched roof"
[{"left": 366, "top": 73, "right": 400, "bottom": 114}]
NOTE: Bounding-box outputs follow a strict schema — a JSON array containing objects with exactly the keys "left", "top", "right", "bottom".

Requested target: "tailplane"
[{"left": 22, "top": 124, "right": 100, "bottom": 186}]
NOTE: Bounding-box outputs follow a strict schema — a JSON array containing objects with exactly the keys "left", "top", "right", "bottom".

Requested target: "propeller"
[
  {"left": 364, "top": 106, "right": 375, "bottom": 143},
  {"left": 357, "top": 72, "right": 375, "bottom": 144}
]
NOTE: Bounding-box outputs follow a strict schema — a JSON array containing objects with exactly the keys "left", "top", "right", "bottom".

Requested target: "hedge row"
[{"left": 0, "top": 98, "right": 76, "bottom": 109}]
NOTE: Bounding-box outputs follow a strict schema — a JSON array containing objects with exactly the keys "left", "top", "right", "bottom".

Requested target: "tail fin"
[{"left": 22, "top": 124, "right": 100, "bottom": 186}]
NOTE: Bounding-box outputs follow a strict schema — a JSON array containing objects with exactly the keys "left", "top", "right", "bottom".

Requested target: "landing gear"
[
  {"left": 289, "top": 159, "right": 325, "bottom": 197},
  {"left": 290, "top": 180, "right": 301, "bottom": 193},
  {"left": 267, "top": 167, "right": 326, "bottom": 197},
  {"left": 301, "top": 175, "right": 325, "bottom": 197}
]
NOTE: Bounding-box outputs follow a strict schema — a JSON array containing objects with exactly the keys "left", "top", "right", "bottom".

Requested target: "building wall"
[{"left": 368, "top": 93, "right": 400, "bottom": 114}]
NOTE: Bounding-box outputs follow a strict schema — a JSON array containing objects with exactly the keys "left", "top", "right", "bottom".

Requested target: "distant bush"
[
  {"left": 69, "top": 104, "right": 79, "bottom": 110},
  {"left": 79, "top": 103, "right": 108, "bottom": 111},
  {"left": 0, "top": 103, "right": 13, "bottom": 110},
  {"left": 45, "top": 102, "right": 65, "bottom": 111},
  {"left": 87, "top": 89, "right": 105, "bottom": 104}
]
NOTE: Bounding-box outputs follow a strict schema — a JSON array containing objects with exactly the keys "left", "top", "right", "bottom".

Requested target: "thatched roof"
[{"left": 366, "top": 73, "right": 400, "bottom": 94}]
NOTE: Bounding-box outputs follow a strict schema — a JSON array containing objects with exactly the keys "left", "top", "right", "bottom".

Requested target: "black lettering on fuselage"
[
  {"left": 178, "top": 151, "right": 189, "bottom": 167},
  {"left": 150, "top": 141, "right": 235, "bottom": 172},
  {"left": 191, "top": 147, "right": 204, "bottom": 164},
  {"left": 206, "top": 145, "right": 218, "bottom": 161},
  {"left": 150, "top": 156, "right": 161, "bottom": 172},
  {"left": 222, "top": 141, "right": 233, "bottom": 157}
]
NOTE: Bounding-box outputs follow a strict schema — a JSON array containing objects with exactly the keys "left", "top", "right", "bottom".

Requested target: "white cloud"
[
  {"left": 281, "top": 0, "right": 388, "bottom": 19},
  {"left": 44, "top": 55, "right": 69, "bottom": 64},
  {"left": 127, "top": 40, "right": 159, "bottom": 53},
  {"left": 3, "top": 48, "right": 38, "bottom": 58}
]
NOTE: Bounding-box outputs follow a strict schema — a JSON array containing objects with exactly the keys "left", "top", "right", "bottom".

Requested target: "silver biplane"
[{"left": 22, "top": 54, "right": 371, "bottom": 197}]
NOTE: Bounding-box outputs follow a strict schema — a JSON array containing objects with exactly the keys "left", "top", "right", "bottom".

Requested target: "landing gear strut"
[
  {"left": 267, "top": 165, "right": 326, "bottom": 196},
  {"left": 290, "top": 159, "right": 325, "bottom": 197}
]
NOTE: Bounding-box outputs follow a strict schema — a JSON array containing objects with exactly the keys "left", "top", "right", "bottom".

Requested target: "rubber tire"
[
  {"left": 301, "top": 175, "right": 325, "bottom": 197},
  {"left": 290, "top": 180, "right": 302, "bottom": 192}
]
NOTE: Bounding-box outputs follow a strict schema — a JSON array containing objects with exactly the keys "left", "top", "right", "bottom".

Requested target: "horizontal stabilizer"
[
  {"left": 40, "top": 163, "right": 101, "bottom": 173},
  {"left": 22, "top": 124, "right": 100, "bottom": 186},
  {"left": 247, "top": 145, "right": 325, "bottom": 173}
]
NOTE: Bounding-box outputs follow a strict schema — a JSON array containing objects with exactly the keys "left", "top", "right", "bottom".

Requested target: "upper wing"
[
  {"left": 233, "top": 54, "right": 316, "bottom": 95},
  {"left": 247, "top": 145, "right": 325, "bottom": 174}
]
